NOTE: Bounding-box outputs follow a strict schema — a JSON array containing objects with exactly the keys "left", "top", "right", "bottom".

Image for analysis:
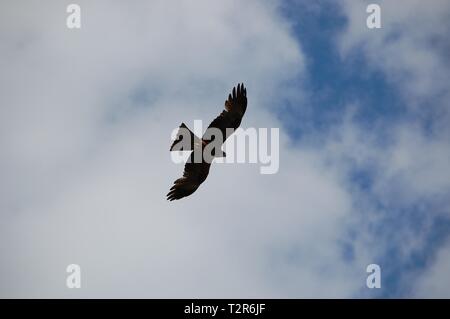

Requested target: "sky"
[{"left": 0, "top": 0, "right": 449, "bottom": 298}]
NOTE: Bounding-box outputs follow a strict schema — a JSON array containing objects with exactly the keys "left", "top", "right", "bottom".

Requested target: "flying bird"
[{"left": 167, "top": 83, "right": 247, "bottom": 201}]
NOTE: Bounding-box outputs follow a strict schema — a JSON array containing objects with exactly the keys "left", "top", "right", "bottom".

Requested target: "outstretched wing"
[
  {"left": 166, "top": 152, "right": 211, "bottom": 201},
  {"left": 204, "top": 83, "right": 247, "bottom": 142}
]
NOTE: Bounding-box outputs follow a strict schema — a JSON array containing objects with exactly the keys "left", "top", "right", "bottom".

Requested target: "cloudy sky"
[{"left": 1, "top": 0, "right": 449, "bottom": 298}]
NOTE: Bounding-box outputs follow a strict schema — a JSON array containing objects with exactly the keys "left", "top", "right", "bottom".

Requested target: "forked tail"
[{"left": 170, "top": 123, "right": 202, "bottom": 151}]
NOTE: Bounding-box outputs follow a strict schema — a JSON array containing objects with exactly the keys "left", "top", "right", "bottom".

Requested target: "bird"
[{"left": 167, "top": 83, "right": 247, "bottom": 201}]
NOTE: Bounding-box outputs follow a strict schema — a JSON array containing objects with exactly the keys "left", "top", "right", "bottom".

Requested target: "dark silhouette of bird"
[{"left": 167, "top": 83, "right": 247, "bottom": 201}]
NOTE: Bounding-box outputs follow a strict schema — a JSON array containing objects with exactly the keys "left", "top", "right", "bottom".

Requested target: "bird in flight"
[{"left": 167, "top": 83, "right": 247, "bottom": 201}]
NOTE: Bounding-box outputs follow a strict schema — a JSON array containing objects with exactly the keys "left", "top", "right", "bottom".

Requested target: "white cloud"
[
  {"left": 339, "top": 0, "right": 450, "bottom": 103},
  {"left": 335, "top": 0, "right": 450, "bottom": 296},
  {"left": 2, "top": 0, "right": 448, "bottom": 299},
  {"left": 0, "top": 0, "right": 363, "bottom": 297},
  {"left": 414, "top": 239, "right": 450, "bottom": 298}
]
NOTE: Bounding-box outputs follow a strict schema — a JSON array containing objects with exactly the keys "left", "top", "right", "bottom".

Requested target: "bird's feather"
[{"left": 167, "top": 83, "right": 247, "bottom": 201}]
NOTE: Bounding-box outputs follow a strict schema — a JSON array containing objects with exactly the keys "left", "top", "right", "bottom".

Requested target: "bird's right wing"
[
  {"left": 223, "top": 83, "right": 247, "bottom": 115},
  {"left": 205, "top": 83, "right": 247, "bottom": 141}
]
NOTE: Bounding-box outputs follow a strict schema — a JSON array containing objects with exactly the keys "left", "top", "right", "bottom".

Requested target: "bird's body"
[{"left": 167, "top": 83, "right": 247, "bottom": 201}]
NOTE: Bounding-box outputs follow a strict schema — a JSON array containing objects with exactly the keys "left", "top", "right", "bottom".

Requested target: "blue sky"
[
  {"left": 276, "top": 0, "right": 450, "bottom": 297},
  {"left": 1, "top": 0, "right": 449, "bottom": 298},
  {"left": 279, "top": 0, "right": 405, "bottom": 137}
]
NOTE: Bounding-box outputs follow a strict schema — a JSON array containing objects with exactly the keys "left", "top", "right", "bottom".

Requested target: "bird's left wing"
[{"left": 166, "top": 153, "right": 210, "bottom": 201}]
